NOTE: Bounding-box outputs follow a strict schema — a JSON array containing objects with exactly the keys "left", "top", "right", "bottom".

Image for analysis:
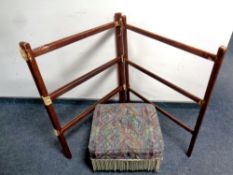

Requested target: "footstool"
[{"left": 88, "top": 103, "right": 164, "bottom": 172}]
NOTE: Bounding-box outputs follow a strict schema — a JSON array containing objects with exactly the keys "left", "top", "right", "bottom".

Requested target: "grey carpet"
[{"left": 0, "top": 33, "right": 233, "bottom": 174}]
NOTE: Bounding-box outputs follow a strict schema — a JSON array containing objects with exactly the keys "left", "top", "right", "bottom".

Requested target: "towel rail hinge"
[
  {"left": 198, "top": 100, "right": 205, "bottom": 106},
  {"left": 123, "top": 84, "right": 127, "bottom": 91},
  {"left": 42, "top": 96, "right": 52, "bottom": 106},
  {"left": 19, "top": 48, "right": 32, "bottom": 61},
  {"left": 53, "top": 129, "right": 60, "bottom": 136},
  {"left": 115, "top": 18, "right": 123, "bottom": 28}
]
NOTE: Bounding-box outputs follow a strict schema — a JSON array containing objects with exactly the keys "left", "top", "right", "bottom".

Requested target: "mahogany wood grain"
[
  {"left": 122, "top": 15, "right": 130, "bottom": 102},
  {"left": 114, "top": 13, "right": 125, "bottom": 102},
  {"left": 127, "top": 60, "right": 202, "bottom": 104},
  {"left": 187, "top": 46, "right": 226, "bottom": 156},
  {"left": 32, "top": 22, "right": 115, "bottom": 57},
  {"left": 50, "top": 57, "right": 120, "bottom": 100},
  {"left": 129, "top": 88, "right": 194, "bottom": 133},
  {"left": 61, "top": 86, "right": 123, "bottom": 133},
  {"left": 19, "top": 42, "right": 72, "bottom": 159},
  {"left": 126, "top": 24, "right": 216, "bottom": 61}
]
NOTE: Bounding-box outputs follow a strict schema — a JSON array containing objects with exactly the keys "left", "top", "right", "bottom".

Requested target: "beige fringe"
[{"left": 91, "top": 158, "right": 161, "bottom": 172}]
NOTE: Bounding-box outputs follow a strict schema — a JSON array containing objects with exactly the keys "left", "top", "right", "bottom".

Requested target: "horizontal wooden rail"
[
  {"left": 50, "top": 57, "right": 120, "bottom": 100},
  {"left": 61, "top": 86, "right": 123, "bottom": 133},
  {"left": 32, "top": 22, "right": 116, "bottom": 57},
  {"left": 129, "top": 88, "right": 194, "bottom": 134},
  {"left": 126, "top": 24, "right": 216, "bottom": 61},
  {"left": 127, "top": 60, "right": 203, "bottom": 105}
]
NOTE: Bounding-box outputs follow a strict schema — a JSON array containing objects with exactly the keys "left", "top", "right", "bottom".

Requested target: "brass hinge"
[
  {"left": 42, "top": 96, "right": 52, "bottom": 106},
  {"left": 53, "top": 129, "right": 60, "bottom": 136},
  {"left": 123, "top": 84, "right": 127, "bottom": 91},
  {"left": 121, "top": 55, "right": 124, "bottom": 62},
  {"left": 119, "top": 18, "right": 123, "bottom": 28},
  {"left": 198, "top": 100, "right": 205, "bottom": 106},
  {"left": 115, "top": 18, "right": 123, "bottom": 28},
  {"left": 19, "top": 48, "right": 32, "bottom": 61},
  {"left": 114, "top": 21, "right": 119, "bottom": 27}
]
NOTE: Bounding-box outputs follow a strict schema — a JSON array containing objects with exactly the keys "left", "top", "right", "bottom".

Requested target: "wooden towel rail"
[{"left": 19, "top": 13, "right": 226, "bottom": 159}]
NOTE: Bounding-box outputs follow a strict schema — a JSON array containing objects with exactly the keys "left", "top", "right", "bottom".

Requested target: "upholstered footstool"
[{"left": 88, "top": 103, "right": 164, "bottom": 172}]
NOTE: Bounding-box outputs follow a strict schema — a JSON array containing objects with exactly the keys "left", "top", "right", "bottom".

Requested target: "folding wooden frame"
[{"left": 19, "top": 13, "right": 226, "bottom": 159}]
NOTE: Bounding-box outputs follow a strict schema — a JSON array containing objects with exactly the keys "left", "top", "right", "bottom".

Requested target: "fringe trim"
[{"left": 91, "top": 158, "right": 161, "bottom": 172}]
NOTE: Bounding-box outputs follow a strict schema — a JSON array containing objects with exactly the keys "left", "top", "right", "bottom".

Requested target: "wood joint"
[
  {"left": 42, "top": 96, "right": 52, "bottom": 106},
  {"left": 19, "top": 48, "right": 32, "bottom": 61}
]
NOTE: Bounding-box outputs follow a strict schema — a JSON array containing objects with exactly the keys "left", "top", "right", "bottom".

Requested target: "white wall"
[{"left": 0, "top": 0, "right": 232, "bottom": 101}]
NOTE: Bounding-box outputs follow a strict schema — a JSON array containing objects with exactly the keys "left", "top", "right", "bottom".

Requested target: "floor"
[{"left": 0, "top": 34, "right": 233, "bottom": 175}]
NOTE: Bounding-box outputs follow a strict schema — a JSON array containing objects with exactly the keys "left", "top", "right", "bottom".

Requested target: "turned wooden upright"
[{"left": 19, "top": 13, "right": 226, "bottom": 158}]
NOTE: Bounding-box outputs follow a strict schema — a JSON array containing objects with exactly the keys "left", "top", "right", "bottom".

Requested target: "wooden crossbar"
[
  {"left": 127, "top": 60, "right": 203, "bottom": 104},
  {"left": 61, "top": 86, "right": 123, "bottom": 133},
  {"left": 50, "top": 57, "right": 120, "bottom": 100},
  {"left": 129, "top": 88, "right": 194, "bottom": 133},
  {"left": 126, "top": 24, "right": 216, "bottom": 61},
  {"left": 19, "top": 13, "right": 226, "bottom": 159},
  {"left": 33, "top": 22, "right": 116, "bottom": 57}
]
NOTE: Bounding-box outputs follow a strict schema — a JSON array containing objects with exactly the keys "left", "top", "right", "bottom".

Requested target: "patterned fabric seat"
[{"left": 88, "top": 103, "right": 164, "bottom": 171}]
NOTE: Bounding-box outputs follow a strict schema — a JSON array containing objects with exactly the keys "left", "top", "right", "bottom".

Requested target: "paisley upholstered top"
[{"left": 88, "top": 103, "right": 164, "bottom": 159}]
